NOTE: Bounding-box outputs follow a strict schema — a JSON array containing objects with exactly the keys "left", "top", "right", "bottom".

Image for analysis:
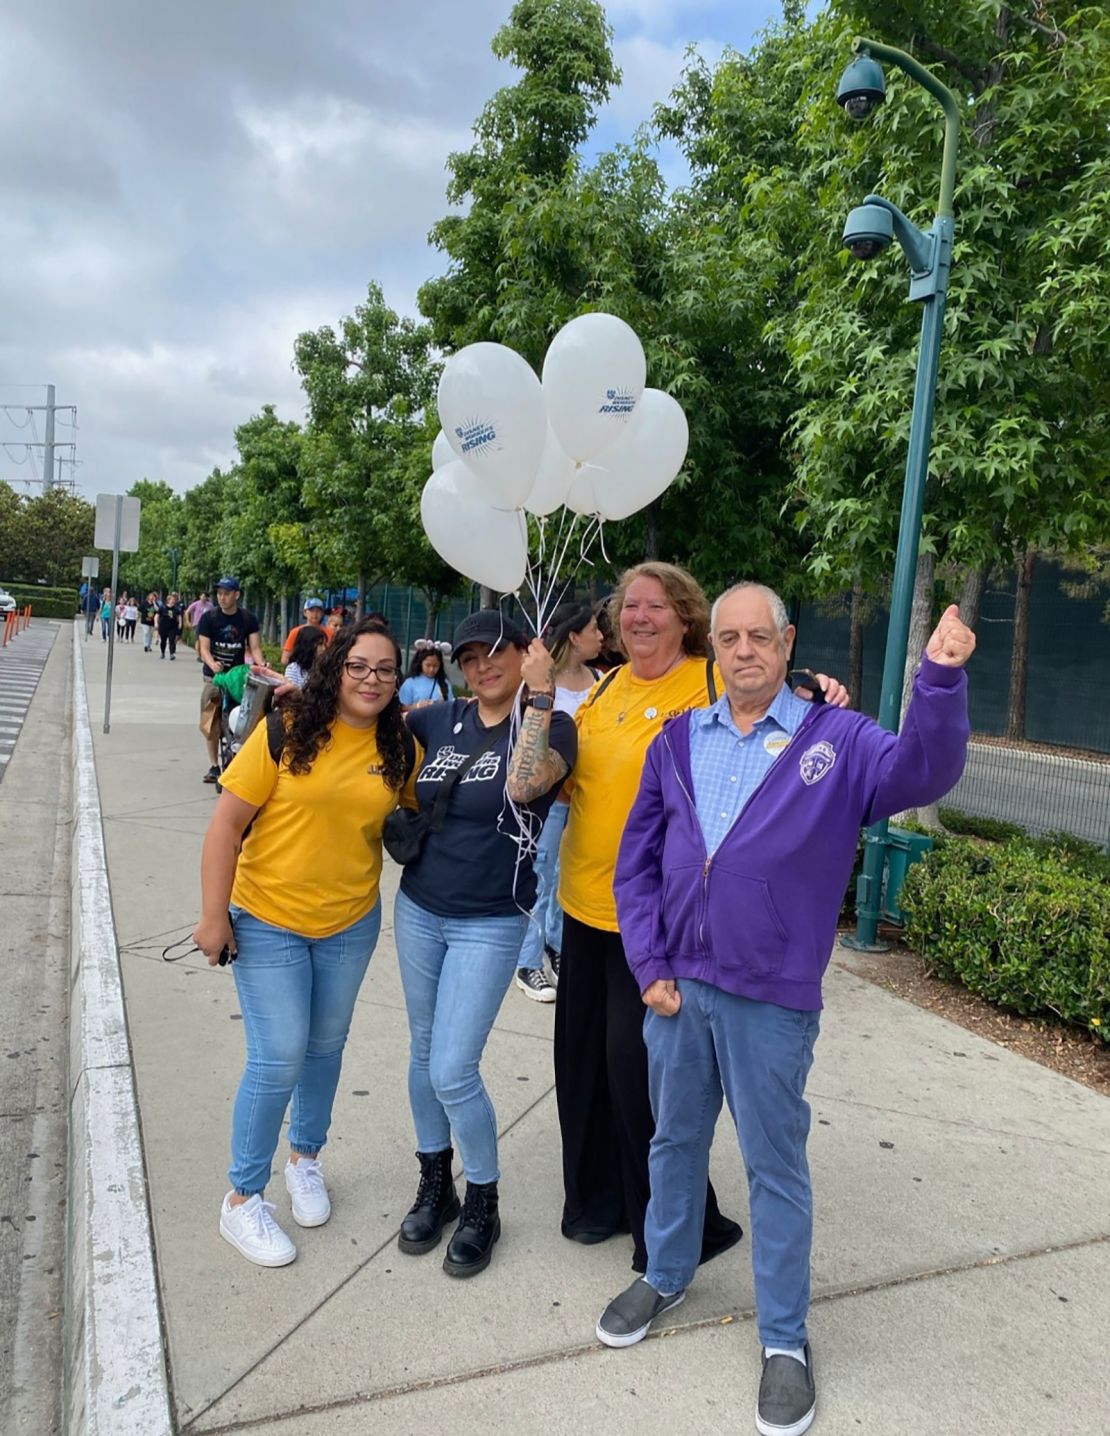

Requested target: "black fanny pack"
[{"left": 382, "top": 719, "right": 504, "bottom": 866}]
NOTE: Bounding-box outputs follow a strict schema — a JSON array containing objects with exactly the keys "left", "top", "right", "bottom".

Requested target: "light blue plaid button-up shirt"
[{"left": 688, "top": 684, "right": 812, "bottom": 855}]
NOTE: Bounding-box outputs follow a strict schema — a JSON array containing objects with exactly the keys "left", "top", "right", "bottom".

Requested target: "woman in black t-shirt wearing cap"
[{"left": 394, "top": 610, "right": 577, "bottom": 1278}]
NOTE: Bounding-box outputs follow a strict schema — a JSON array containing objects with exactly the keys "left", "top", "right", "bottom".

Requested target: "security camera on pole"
[{"left": 833, "top": 38, "right": 962, "bottom": 951}]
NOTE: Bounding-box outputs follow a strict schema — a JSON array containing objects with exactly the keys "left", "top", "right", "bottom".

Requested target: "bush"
[
  {"left": 900, "top": 837, "right": 1109, "bottom": 1041},
  {"left": 1, "top": 582, "right": 78, "bottom": 619},
  {"left": 937, "top": 806, "right": 1025, "bottom": 843}
]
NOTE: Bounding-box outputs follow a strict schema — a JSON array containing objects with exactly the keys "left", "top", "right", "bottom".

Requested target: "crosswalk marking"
[{"left": 0, "top": 623, "right": 59, "bottom": 780}]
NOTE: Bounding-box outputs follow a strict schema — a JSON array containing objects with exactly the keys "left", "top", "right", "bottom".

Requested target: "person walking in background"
[
  {"left": 192, "top": 621, "right": 417, "bottom": 1268},
  {"left": 398, "top": 643, "right": 451, "bottom": 709},
  {"left": 196, "top": 578, "right": 263, "bottom": 783},
  {"left": 123, "top": 596, "right": 139, "bottom": 642},
  {"left": 186, "top": 591, "right": 213, "bottom": 633},
  {"left": 141, "top": 591, "right": 158, "bottom": 651},
  {"left": 595, "top": 587, "right": 973, "bottom": 1436},
  {"left": 115, "top": 595, "right": 127, "bottom": 639},
  {"left": 100, "top": 589, "right": 112, "bottom": 641},
  {"left": 514, "top": 603, "right": 603, "bottom": 1004},
  {"left": 281, "top": 597, "right": 332, "bottom": 664},
  {"left": 81, "top": 581, "right": 98, "bottom": 635},
  {"left": 392, "top": 611, "right": 577, "bottom": 1279},
  {"left": 157, "top": 592, "right": 184, "bottom": 660},
  {"left": 283, "top": 625, "right": 328, "bottom": 688}
]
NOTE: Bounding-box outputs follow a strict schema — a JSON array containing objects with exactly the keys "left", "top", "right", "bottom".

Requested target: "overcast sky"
[{"left": 0, "top": 1, "right": 790, "bottom": 500}]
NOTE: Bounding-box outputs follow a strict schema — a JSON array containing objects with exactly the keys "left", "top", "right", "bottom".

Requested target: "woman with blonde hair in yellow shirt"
[
  {"left": 555, "top": 562, "right": 847, "bottom": 1277},
  {"left": 193, "top": 620, "right": 414, "bottom": 1268}
]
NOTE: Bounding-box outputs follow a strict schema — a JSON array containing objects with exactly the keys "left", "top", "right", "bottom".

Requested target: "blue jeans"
[
  {"left": 227, "top": 902, "right": 381, "bottom": 1196},
  {"left": 643, "top": 979, "right": 820, "bottom": 1348},
  {"left": 394, "top": 889, "right": 527, "bottom": 1185},
  {"left": 101, "top": 616, "right": 110, "bottom": 640},
  {"left": 518, "top": 800, "right": 568, "bottom": 969}
]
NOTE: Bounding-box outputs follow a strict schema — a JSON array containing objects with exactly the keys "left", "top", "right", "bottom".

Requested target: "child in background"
[{"left": 284, "top": 625, "right": 329, "bottom": 689}]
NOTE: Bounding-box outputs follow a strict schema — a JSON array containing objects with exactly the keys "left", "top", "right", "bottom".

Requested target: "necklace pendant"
[{"left": 616, "top": 711, "right": 626, "bottom": 724}]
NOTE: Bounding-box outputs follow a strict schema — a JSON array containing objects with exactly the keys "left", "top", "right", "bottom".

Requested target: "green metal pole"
[
  {"left": 850, "top": 261, "right": 950, "bottom": 946},
  {"left": 844, "top": 40, "right": 961, "bottom": 950}
]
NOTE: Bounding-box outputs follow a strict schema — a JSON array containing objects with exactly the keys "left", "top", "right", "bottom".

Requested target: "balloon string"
[{"left": 541, "top": 508, "right": 583, "bottom": 631}]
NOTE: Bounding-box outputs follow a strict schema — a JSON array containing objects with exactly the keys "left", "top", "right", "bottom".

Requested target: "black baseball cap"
[{"left": 450, "top": 609, "right": 527, "bottom": 663}]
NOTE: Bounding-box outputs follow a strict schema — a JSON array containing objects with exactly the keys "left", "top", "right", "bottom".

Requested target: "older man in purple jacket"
[{"left": 596, "top": 581, "right": 974, "bottom": 1436}]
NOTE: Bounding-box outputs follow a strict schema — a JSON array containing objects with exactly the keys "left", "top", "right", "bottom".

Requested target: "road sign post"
[{"left": 94, "top": 495, "right": 142, "bottom": 733}]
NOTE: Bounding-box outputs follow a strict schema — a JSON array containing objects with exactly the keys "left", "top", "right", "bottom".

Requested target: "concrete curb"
[{"left": 65, "top": 624, "right": 173, "bottom": 1435}]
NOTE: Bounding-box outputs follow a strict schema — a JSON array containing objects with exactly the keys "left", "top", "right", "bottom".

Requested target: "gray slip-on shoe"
[
  {"left": 596, "top": 1278, "right": 686, "bottom": 1348},
  {"left": 756, "top": 1343, "right": 815, "bottom": 1436}
]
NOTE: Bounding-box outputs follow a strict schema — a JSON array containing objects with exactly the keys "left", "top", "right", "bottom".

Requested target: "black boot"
[
  {"left": 398, "top": 1149, "right": 460, "bottom": 1255},
  {"left": 443, "top": 1180, "right": 500, "bottom": 1278}
]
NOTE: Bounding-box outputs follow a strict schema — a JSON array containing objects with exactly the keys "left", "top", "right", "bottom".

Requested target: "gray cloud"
[{"left": 0, "top": 0, "right": 773, "bottom": 499}]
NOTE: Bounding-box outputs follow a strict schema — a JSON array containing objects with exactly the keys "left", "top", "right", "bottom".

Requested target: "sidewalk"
[{"left": 77, "top": 628, "right": 1110, "bottom": 1435}]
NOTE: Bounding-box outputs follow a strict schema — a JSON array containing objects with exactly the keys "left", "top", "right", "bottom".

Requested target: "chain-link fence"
[{"left": 796, "top": 559, "right": 1110, "bottom": 849}]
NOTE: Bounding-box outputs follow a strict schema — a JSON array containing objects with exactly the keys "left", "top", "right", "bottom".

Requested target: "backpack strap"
[
  {"left": 402, "top": 723, "right": 417, "bottom": 780},
  {"left": 266, "top": 707, "right": 286, "bottom": 763},
  {"left": 705, "top": 656, "right": 717, "bottom": 705},
  {"left": 583, "top": 666, "right": 621, "bottom": 710}
]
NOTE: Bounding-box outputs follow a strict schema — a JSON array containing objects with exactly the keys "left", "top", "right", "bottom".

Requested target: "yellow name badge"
[{"left": 763, "top": 733, "right": 790, "bottom": 757}]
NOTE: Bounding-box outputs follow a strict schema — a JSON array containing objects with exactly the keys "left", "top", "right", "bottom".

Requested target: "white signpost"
[{"left": 94, "top": 495, "right": 142, "bottom": 733}]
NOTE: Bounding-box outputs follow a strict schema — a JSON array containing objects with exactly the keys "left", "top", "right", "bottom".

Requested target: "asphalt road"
[{"left": 0, "top": 621, "right": 68, "bottom": 1435}]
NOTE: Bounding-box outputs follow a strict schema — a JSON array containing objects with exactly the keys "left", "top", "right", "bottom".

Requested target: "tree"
[
  {"left": 294, "top": 283, "right": 441, "bottom": 614},
  {"left": 654, "top": 0, "right": 1110, "bottom": 711},
  {"left": 111, "top": 479, "right": 187, "bottom": 595},
  {"left": 222, "top": 408, "right": 307, "bottom": 638},
  {"left": 180, "top": 467, "right": 233, "bottom": 598},
  {"left": 418, "top": 0, "right": 620, "bottom": 362},
  {"left": 1, "top": 487, "right": 95, "bottom": 586}
]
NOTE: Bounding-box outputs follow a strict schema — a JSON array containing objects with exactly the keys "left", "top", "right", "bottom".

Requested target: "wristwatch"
[{"left": 525, "top": 692, "right": 555, "bottom": 710}]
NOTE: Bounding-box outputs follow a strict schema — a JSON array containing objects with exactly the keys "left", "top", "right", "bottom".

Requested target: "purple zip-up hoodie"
[{"left": 614, "top": 656, "right": 969, "bottom": 1011}]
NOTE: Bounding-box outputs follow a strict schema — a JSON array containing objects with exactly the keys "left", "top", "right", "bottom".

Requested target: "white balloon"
[
  {"left": 569, "top": 390, "right": 689, "bottom": 521},
  {"left": 421, "top": 462, "right": 528, "bottom": 593},
  {"left": 541, "top": 313, "right": 647, "bottom": 463},
  {"left": 564, "top": 464, "right": 606, "bottom": 518},
  {"left": 523, "top": 426, "right": 577, "bottom": 517},
  {"left": 437, "top": 343, "right": 547, "bottom": 509},
  {"left": 431, "top": 429, "right": 453, "bottom": 470}
]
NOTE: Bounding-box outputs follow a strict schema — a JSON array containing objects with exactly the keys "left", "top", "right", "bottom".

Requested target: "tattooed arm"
[{"left": 506, "top": 638, "right": 570, "bottom": 804}]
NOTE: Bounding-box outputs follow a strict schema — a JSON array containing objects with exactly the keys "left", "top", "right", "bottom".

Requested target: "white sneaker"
[
  {"left": 284, "top": 1157, "right": 331, "bottom": 1227},
  {"left": 219, "top": 1192, "right": 296, "bottom": 1267}
]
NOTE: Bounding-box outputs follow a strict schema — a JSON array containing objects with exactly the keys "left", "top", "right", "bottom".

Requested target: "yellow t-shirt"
[
  {"left": 220, "top": 716, "right": 418, "bottom": 939},
  {"left": 558, "top": 656, "right": 720, "bottom": 932}
]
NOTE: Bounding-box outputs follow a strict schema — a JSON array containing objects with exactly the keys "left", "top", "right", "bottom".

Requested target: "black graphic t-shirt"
[
  {"left": 141, "top": 600, "right": 158, "bottom": 626},
  {"left": 156, "top": 600, "right": 183, "bottom": 633},
  {"left": 401, "top": 698, "right": 577, "bottom": 917},
  {"left": 196, "top": 606, "right": 260, "bottom": 677}
]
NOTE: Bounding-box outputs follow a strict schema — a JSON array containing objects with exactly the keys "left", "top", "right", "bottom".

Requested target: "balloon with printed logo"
[
  {"left": 437, "top": 343, "right": 547, "bottom": 509},
  {"left": 431, "top": 429, "right": 453, "bottom": 470},
  {"left": 421, "top": 461, "right": 528, "bottom": 593},
  {"left": 567, "top": 390, "right": 689, "bottom": 520},
  {"left": 541, "top": 313, "right": 647, "bottom": 463},
  {"left": 523, "top": 426, "right": 578, "bottom": 517}
]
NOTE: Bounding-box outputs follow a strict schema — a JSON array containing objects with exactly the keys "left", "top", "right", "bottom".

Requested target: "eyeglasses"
[{"left": 343, "top": 660, "right": 398, "bottom": 681}]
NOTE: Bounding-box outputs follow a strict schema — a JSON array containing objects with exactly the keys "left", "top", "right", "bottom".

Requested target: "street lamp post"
[
  {"left": 163, "top": 546, "right": 180, "bottom": 591},
  {"left": 835, "top": 37, "right": 962, "bottom": 951}
]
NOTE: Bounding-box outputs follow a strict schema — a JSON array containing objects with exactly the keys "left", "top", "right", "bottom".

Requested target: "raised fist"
[{"left": 925, "top": 604, "right": 976, "bottom": 668}]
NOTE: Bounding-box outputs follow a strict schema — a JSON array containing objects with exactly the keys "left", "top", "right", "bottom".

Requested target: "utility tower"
[{"left": 1, "top": 385, "right": 78, "bottom": 490}]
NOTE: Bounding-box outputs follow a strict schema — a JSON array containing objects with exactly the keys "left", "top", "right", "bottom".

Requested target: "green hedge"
[
  {"left": 900, "top": 836, "right": 1109, "bottom": 1041},
  {"left": 1, "top": 582, "right": 79, "bottom": 607}
]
